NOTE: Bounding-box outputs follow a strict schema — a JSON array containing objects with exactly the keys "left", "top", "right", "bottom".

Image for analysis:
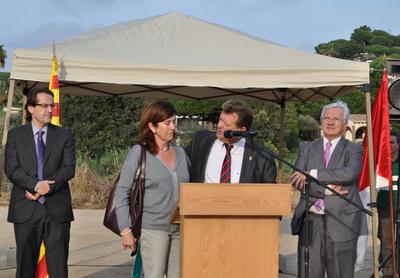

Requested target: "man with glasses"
[
  {"left": 290, "top": 100, "right": 367, "bottom": 278},
  {"left": 5, "top": 87, "right": 75, "bottom": 278}
]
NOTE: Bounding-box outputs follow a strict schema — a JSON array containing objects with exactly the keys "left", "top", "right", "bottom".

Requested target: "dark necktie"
[
  {"left": 220, "top": 143, "right": 233, "bottom": 183},
  {"left": 37, "top": 130, "right": 46, "bottom": 204}
]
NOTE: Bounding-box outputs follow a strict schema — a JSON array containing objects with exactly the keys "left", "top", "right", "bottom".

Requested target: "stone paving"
[{"left": 0, "top": 207, "right": 376, "bottom": 277}]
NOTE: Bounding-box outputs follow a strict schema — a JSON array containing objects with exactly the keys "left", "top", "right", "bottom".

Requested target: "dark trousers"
[
  {"left": 297, "top": 213, "right": 357, "bottom": 278},
  {"left": 378, "top": 207, "right": 396, "bottom": 278},
  {"left": 14, "top": 203, "right": 70, "bottom": 278}
]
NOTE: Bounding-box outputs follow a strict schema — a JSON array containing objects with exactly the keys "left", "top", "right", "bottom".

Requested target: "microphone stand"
[
  {"left": 396, "top": 163, "right": 400, "bottom": 277},
  {"left": 258, "top": 143, "right": 373, "bottom": 278}
]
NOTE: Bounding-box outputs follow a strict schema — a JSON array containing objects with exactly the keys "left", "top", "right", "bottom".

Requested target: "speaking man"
[{"left": 186, "top": 99, "right": 276, "bottom": 184}]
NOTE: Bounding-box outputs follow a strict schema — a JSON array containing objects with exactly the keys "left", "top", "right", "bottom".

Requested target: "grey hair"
[{"left": 320, "top": 100, "right": 350, "bottom": 123}]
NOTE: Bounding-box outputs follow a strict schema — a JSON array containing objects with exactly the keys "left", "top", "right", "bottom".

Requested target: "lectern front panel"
[{"left": 181, "top": 216, "right": 279, "bottom": 278}]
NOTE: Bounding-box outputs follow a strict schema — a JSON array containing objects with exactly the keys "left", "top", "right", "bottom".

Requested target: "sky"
[{"left": 1, "top": 0, "right": 399, "bottom": 72}]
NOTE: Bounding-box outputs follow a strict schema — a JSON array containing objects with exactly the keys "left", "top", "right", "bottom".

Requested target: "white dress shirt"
[
  {"left": 204, "top": 138, "right": 246, "bottom": 183},
  {"left": 309, "top": 136, "right": 341, "bottom": 183}
]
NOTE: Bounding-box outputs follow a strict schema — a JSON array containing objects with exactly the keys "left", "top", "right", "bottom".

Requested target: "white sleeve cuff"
[{"left": 310, "top": 169, "right": 317, "bottom": 179}]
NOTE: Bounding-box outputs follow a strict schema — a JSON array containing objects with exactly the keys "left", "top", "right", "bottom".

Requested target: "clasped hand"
[
  {"left": 25, "top": 180, "right": 55, "bottom": 201},
  {"left": 36, "top": 180, "right": 55, "bottom": 195},
  {"left": 290, "top": 171, "right": 348, "bottom": 195}
]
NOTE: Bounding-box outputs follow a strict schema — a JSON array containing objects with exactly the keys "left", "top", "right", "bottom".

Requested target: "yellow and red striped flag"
[
  {"left": 36, "top": 242, "right": 48, "bottom": 278},
  {"left": 36, "top": 54, "right": 62, "bottom": 278},
  {"left": 49, "top": 54, "right": 61, "bottom": 126}
]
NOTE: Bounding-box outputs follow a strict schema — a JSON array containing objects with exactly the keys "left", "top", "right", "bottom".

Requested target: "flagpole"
[
  {"left": 389, "top": 184, "right": 397, "bottom": 276},
  {"left": 364, "top": 83, "right": 380, "bottom": 278}
]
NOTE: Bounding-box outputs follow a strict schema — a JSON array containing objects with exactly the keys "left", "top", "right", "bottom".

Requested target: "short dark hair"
[
  {"left": 391, "top": 129, "right": 400, "bottom": 144},
  {"left": 136, "top": 100, "right": 177, "bottom": 154},
  {"left": 221, "top": 99, "right": 253, "bottom": 130},
  {"left": 24, "top": 87, "right": 54, "bottom": 122}
]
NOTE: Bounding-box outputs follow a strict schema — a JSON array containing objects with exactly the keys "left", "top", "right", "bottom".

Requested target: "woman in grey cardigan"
[{"left": 115, "top": 101, "right": 190, "bottom": 278}]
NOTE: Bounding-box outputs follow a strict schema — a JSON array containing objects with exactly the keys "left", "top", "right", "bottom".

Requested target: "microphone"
[{"left": 223, "top": 130, "right": 258, "bottom": 138}]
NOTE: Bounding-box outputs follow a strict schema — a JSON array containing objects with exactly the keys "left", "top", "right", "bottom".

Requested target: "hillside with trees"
[{"left": 298, "top": 25, "right": 400, "bottom": 136}]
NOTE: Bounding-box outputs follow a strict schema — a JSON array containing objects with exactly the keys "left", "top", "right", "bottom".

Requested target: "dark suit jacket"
[
  {"left": 186, "top": 130, "right": 276, "bottom": 183},
  {"left": 291, "top": 137, "right": 368, "bottom": 242},
  {"left": 5, "top": 122, "right": 76, "bottom": 224}
]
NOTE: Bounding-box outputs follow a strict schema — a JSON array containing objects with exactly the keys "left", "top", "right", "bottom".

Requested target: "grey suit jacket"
[{"left": 291, "top": 137, "right": 367, "bottom": 242}]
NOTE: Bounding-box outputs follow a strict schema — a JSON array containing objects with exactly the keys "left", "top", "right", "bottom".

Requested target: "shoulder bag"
[{"left": 103, "top": 144, "right": 146, "bottom": 240}]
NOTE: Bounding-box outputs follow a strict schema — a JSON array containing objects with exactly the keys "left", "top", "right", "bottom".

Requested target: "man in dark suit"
[
  {"left": 291, "top": 101, "right": 367, "bottom": 278},
  {"left": 5, "top": 87, "right": 75, "bottom": 278},
  {"left": 186, "top": 99, "right": 276, "bottom": 184}
]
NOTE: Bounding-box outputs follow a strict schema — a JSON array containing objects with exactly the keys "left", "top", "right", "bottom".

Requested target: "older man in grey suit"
[{"left": 291, "top": 101, "right": 367, "bottom": 278}]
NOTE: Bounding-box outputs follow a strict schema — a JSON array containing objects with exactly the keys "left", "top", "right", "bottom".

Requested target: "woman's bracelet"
[{"left": 120, "top": 228, "right": 132, "bottom": 236}]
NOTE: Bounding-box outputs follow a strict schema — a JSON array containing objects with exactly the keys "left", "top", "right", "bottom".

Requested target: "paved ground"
[{"left": 0, "top": 206, "right": 375, "bottom": 277}]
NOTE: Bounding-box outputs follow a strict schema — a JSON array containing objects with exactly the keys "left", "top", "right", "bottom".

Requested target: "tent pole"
[
  {"left": 364, "top": 83, "right": 380, "bottom": 278},
  {"left": 0, "top": 79, "right": 16, "bottom": 193},
  {"left": 21, "top": 94, "right": 27, "bottom": 125},
  {"left": 278, "top": 98, "right": 285, "bottom": 183}
]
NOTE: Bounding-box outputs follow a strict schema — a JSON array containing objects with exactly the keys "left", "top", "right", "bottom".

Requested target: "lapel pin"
[{"left": 249, "top": 156, "right": 253, "bottom": 161}]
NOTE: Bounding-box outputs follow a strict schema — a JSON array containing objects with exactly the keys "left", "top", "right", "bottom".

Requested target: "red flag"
[
  {"left": 36, "top": 242, "right": 48, "bottom": 278},
  {"left": 358, "top": 70, "right": 392, "bottom": 191}
]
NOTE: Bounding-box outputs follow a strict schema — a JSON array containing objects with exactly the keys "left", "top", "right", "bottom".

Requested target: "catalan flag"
[
  {"left": 36, "top": 53, "right": 62, "bottom": 278},
  {"left": 36, "top": 242, "right": 48, "bottom": 278}
]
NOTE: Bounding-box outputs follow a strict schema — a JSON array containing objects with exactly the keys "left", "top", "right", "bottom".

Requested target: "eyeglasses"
[{"left": 35, "top": 103, "right": 55, "bottom": 109}]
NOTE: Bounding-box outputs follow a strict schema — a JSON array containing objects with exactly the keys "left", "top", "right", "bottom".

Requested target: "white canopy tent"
[
  {"left": 10, "top": 12, "right": 368, "bottom": 101},
  {"left": 4, "top": 12, "right": 380, "bottom": 276}
]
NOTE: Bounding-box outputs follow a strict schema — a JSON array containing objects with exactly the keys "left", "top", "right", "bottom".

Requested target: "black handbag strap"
[
  {"left": 133, "top": 144, "right": 146, "bottom": 184},
  {"left": 129, "top": 144, "right": 146, "bottom": 236}
]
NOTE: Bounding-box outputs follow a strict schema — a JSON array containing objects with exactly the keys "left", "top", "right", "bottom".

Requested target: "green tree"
[
  {"left": 249, "top": 101, "right": 282, "bottom": 153},
  {"left": 298, "top": 114, "right": 319, "bottom": 141},
  {"left": 393, "top": 36, "right": 400, "bottom": 47},
  {"left": 369, "top": 57, "right": 385, "bottom": 96},
  {"left": 284, "top": 102, "right": 299, "bottom": 151},
  {"left": 351, "top": 26, "right": 373, "bottom": 46},
  {"left": 172, "top": 99, "right": 222, "bottom": 122},
  {"left": 335, "top": 40, "right": 364, "bottom": 59},
  {"left": 315, "top": 39, "right": 363, "bottom": 59},
  {"left": 61, "top": 95, "right": 144, "bottom": 158},
  {"left": 315, "top": 42, "right": 335, "bottom": 57},
  {"left": 365, "top": 44, "right": 393, "bottom": 56},
  {"left": 0, "top": 45, "right": 7, "bottom": 68},
  {"left": 370, "top": 35, "right": 395, "bottom": 47}
]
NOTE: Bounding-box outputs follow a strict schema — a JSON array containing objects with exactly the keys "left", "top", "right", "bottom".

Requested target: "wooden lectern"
[{"left": 179, "top": 183, "right": 291, "bottom": 278}]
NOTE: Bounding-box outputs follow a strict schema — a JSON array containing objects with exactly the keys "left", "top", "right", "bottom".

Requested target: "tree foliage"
[
  {"left": 61, "top": 95, "right": 144, "bottom": 158},
  {"left": 0, "top": 45, "right": 7, "bottom": 68},
  {"left": 172, "top": 99, "right": 222, "bottom": 122},
  {"left": 350, "top": 26, "right": 372, "bottom": 46},
  {"left": 315, "top": 25, "right": 400, "bottom": 60},
  {"left": 307, "top": 25, "right": 400, "bottom": 119}
]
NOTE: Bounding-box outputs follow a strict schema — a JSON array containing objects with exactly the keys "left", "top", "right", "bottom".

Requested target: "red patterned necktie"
[{"left": 220, "top": 143, "right": 233, "bottom": 183}]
